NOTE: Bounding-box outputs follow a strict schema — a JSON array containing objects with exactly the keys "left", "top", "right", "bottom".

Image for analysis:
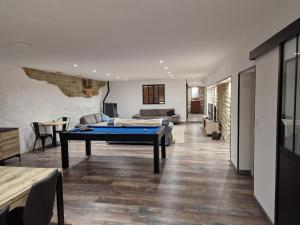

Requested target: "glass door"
[{"left": 277, "top": 35, "right": 300, "bottom": 225}]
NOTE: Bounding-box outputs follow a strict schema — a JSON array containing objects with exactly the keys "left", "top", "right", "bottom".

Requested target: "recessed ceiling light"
[
  {"left": 10, "top": 41, "right": 32, "bottom": 48},
  {"left": 124, "top": 78, "right": 128, "bottom": 81},
  {"left": 73, "top": 64, "right": 78, "bottom": 68},
  {"left": 159, "top": 60, "right": 164, "bottom": 64},
  {"left": 92, "top": 69, "right": 97, "bottom": 73},
  {"left": 167, "top": 71, "right": 171, "bottom": 74},
  {"left": 116, "top": 76, "right": 120, "bottom": 79},
  {"left": 164, "top": 66, "right": 168, "bottom": 70},
  {"left": 106, "top": 73, "right": 110, "bottom": 76}
]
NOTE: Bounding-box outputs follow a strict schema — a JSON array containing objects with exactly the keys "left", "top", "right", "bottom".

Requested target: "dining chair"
[
  {"left": 30, "top": 122, "right": 53, "bottom": 151},
  {"left": 0, "top": 207, "right": 9, "bottom": 225},
  {"left": 56, "top": 117, "right": 70, "bottom": 133},
  {"left": 7, "top": 170, "right": 59, "bottom": 225}
]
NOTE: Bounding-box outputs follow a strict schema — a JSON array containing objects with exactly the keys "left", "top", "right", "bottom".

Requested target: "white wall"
[
  {"left": 0, "top": 62, "right": 106, "bottom": 153},
  {"left": 201, "top": 1, "right": 300, "bottom": 221},
  {"left": 106, "top": 79, "right": 186, "bottom": 122},
  {"left": 254, "top": 47, "right": 279, "bottom": 222}
]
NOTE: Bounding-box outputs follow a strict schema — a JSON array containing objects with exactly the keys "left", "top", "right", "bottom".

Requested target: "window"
[
  {"left": 191, "top": 87, "right": 199, "bottom": 99},
  {"left": 280, "top": 36, "right": 300, "bottom": 155},
  {"left": 143, "top": 84, "right": 165, "bottom": 104}
]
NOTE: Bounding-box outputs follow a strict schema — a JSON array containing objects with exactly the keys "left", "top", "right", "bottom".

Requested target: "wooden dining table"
[
  {"left": 41, "top": 120, "right": 70, "bottom": 146},
  {"left": 0, "top": 166, "right": 64, "bottom": 225}
]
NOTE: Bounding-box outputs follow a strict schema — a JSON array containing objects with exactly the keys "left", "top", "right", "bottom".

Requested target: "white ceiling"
[{"left": 0, "top": 0, "right": 282, "bottom": 81}]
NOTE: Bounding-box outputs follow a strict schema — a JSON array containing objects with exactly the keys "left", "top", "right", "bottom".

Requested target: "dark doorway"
[{"left": 187, "top": 86, "right": 205, "bottom": 123}]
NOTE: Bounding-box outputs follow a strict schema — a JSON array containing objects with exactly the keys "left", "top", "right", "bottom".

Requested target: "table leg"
[
  {"left": 86, "top": 140, "right": 91, "bottom": 156},
  {"left": 154, "top": 139, "right": 159, "bottom": 174},
  {"left": 56, "top": 171, "right": 65, "bottom": 225},
  {"left": 161, "top": 134, "right": 166, "bottom": 159},
  {"left": 60, "top": 137, "right": 69, "bottom": 169},
  {"left": 52, "top": 125, "right": 57, "bottom": 146}
]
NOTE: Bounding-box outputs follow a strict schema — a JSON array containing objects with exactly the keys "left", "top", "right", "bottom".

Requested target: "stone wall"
[
  {"left": 216, "top": 82, "right": 231, "bottom": 143},
  {"left": 23, "top": 67, "right": 105, "bottom": 98}
]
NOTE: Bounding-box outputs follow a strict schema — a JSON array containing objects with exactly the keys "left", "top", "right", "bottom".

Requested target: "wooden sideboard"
[
  {"left": 0, "top": 128, "right": 20, "bottom": 161},
  {"left": 203, "top": 117, "right": 219, "bottom": 135}
]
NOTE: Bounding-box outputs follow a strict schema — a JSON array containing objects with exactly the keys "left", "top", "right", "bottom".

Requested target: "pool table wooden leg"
[
  {"left": 154, "top": 139, "right": 159, "bottom": 174},
  {"left": 161, "top": 134, "right": 166, "bottom": 159},
  {"left": 86, "top": 140, "right": 91, "bottom": 156},
  {"left": 60, "top": 137, "right": 69, "bottom": 169}
]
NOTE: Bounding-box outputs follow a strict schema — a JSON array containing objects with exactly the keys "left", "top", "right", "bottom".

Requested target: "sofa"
[
  {"left": 132, "top": 109, "right": 180, "bottom": 124},
  {"left": 76, "top": 113, "right": 174, "bottom": 145},
  {"left": 75, "top": 113, "right": 107, "bottom": 127}
]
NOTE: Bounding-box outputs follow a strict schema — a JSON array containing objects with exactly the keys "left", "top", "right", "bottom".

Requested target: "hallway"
[{"left": 5, "top": 123, "right": 271, "bottom": 225}]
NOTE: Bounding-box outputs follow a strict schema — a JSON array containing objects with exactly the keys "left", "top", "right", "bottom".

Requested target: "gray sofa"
[
  {"left": 132, "top": 109, "right": 180, "bottom": 124},
  {"left": 76, "top": 113, "right": 174, "bottom": 145},
  {"left": 75, "top": 113, "right": 107, "bottom": 127}
]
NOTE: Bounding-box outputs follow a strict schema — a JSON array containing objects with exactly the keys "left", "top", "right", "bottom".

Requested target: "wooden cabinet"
[
  {"left": 203, "top": 117, "right": 219, "bottom": 135},
  {"left": 0, "top": 128, "right": 20, "bottom": 161}
]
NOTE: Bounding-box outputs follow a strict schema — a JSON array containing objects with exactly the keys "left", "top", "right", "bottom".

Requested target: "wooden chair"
[
  {"left": 7, "top": 170, "right": 58, "bottom": 225},
  {"left": 0, "top": 207, "right": 9, "bottom": 225},
  {"left": 56, "top": 117, "right": 70, "bottom": 133},
  {"left": 30, "top": 122, "right": 52, "bottom": 151}
]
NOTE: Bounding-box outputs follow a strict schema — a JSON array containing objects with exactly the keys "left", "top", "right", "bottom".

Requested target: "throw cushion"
[
  {"left": 140, "top": 109, "right": 157, "bottom": 116},
  {"left": 167, "top": 109, "right": 175, "bottom": 116},
  {"left": 101, "top": 113, "right": 110, "bottom": 122},
  {"left": 80, "top": 114, "right": 97, "bottom": 124},
  {"left": 94, "top": 113, "right": 102, "bottom": 123},
  {"left": 156, "top": 109, "right": 172, "bottom": 116}
]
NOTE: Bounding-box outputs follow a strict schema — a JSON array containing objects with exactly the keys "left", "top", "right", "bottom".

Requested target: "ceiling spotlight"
[
  {"left": 124, "top": 78, "right": 128, "bottom": 81},
  {"left": 73, "top": 64, "right": 78, "bottom": 68},
  {"left": 168, "top": 71, "right": 171, "bottom": 74},
  {"left": 116, "top": 76, "right": 120, "bottom": 79},
  {"left": 92, "top": 69, "right": 97, "bottom": 73},
  {"left": 106, "top": 73, "right": 110, "bottom": 76},
  {"left": 159, "top": 60, "right": 164, "bottom": 64},
  {"left": 164, "top": 66, "right": 168, "bottom": 70}
]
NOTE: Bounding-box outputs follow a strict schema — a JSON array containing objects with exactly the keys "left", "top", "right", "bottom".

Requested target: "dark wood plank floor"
[{"left": 4, "top": 123, "right": 271, "bottom": 225}]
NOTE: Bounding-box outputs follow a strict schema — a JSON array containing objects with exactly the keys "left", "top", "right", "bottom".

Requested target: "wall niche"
[{"left": 23, "top": 67, "right": 105, "bottom": 98}]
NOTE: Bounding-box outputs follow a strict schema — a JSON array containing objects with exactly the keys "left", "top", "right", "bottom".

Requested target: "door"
[
  {"left": 238, "top": 68, "right": 256, "bottom": 175},
  {"left": 277, "top": 36, "right": 300, "bottom": 225}
]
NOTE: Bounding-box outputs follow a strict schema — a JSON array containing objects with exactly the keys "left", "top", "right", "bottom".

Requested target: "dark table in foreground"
[{"left": 59, "top": 126, "right": 166, "bottom": 173}]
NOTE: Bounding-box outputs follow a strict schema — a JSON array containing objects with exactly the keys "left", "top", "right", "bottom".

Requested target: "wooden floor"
[{"left": 4, "top": 123, "right": 271, "bottom": 225}]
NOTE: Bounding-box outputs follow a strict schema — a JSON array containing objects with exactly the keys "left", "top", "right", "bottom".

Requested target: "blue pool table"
[{"left": 59, "top": 126, "right": 166, "bottom": 173}]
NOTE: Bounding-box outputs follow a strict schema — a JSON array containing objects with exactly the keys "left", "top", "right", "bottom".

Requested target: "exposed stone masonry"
[
  {"left": 216, "top": 82, "right": 231, "bottom": 143},
  {"left": 207, "top": 82, "right": 231, "bottom": 143},
  {"left": 23, "top": 67, "right": 105, "bottom": 98}
]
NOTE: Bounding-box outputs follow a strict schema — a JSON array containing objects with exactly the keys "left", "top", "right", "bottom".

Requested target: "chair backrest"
[
  {"left": 23, "top": 170, "right": 58, "bottom": 225},
  {"left": 58, "top": 117, "right": 70, "bottom": 131},
  {"left": 0, "top": 207, "right": 9, "bottom": 225},
  {"left": 30, "top": 122, "right": 41, "bottom": 137}
]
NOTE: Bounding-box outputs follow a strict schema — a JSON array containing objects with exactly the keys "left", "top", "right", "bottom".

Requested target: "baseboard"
[
  {"left": 230, "top": 160, "right": 237, "bottom": 172},
  {"left": 254, "top": 195, "right": 274, "bottom": 225},
  {"left": 237, "top": 170, "right": 251, "bottom": 176}
]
